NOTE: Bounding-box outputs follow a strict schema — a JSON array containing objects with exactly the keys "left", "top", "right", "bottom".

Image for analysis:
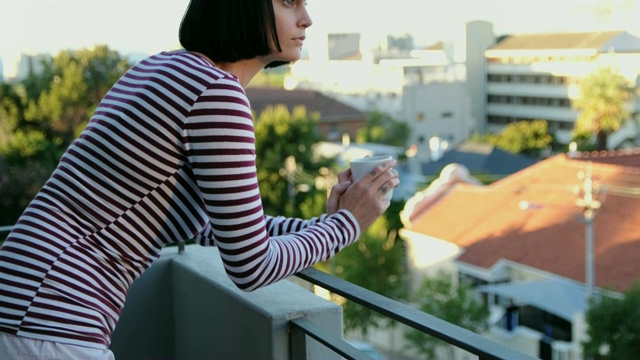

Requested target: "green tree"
[
  {"left": 405, "top": 271, "right": 489, "bottom": 359},
  {"left": 583, "top": 282, "right": 640, "bottom": 359},
  {"left": 472, "top": 119, "right": 554, "bottom": 158},
  {"left": 573, "top": 67, "right": 636, "bottom": 151},
  {"left": 0, "top": 45, "right": 131, "bottom": 225},
  {"left": 22, "top": 45, "right": 131, "bottom": 146},
  {"left": 356, "top": 111, "right": 410, "bottom": 147},
  {"left": 0, "top": 78, "right": 57, "bottom": 226},
  {"left": 253, "top": 103, "right": 408, "bottom": 335},
  {"left": 330, "top": 199, "right": 407, "bottom": 337},
  {"left": 253, "top": 104, "right": 408, "bottom": 337},
  {"left": 254, "top": 104, "right": 335, "bottom": 218},
  {"left": 0, "top": 83, "right": 24, "bottom": 146}
]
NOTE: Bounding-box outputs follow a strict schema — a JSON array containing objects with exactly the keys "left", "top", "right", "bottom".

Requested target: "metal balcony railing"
[
  {"left": 0, "top": 226, "right": 12, "bottom": 237},
  {"left": 293, "top": 268, "right": 538, "bottom": 360},
  {"left": 0, "top": 225, "right": 537, "bottom": 359}
]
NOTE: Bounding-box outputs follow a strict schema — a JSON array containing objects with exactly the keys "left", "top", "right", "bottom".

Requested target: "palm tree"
[{"left": 573, "top": 67, "right": 636, "bottom": 151}]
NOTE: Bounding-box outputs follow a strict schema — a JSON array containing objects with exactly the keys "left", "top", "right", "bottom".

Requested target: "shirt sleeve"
[
  {"left": 183, "top": 78, "right": 360, "bottom": 291},
  {"left": 193, "top": 214, "right": 328, "bottom": 246}
]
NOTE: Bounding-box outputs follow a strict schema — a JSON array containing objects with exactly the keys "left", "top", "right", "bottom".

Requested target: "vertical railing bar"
[
  {"left": 290, "top": 318, "right": 374, "bottom": 360},
  {"left": 290, "top": 319, "right": 309, "bottom": 360}
]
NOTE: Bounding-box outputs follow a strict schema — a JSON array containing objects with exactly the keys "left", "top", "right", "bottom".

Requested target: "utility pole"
[
  {"left": 575, "top": 162, "right": 601, "bottom": 299},
  {"left": 285, "top": 156, "right": 297, "bottom": 207}
]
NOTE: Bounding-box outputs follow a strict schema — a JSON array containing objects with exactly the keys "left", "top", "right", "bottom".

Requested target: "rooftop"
[
  {"left": 245, "top": 87, "right": 366, "bottom": 123},
  {"left": 488, "top": 30, "right": 640, "bottom": 53},
  {"left": 492, "top": 31, "right": 621, "bottom": 50},
  {"left": 404, "top": 151, "right": 640, "bottom": 293},
  {"left": 419, "top": 141, "right": 538, "bottom": 177}
]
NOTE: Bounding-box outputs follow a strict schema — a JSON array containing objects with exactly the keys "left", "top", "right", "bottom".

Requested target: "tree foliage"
[
  {"left": 583, "top": 282, "right": 640, "bottom": 359},
  {"left": 254, "top": 104, "right": 335, "bottom": 218},
  {"left": 253, "top": 104, "right": 409, "bottom": 336},
  {"left": 405, "top": 271, "right": 489, "bottom": 359},
  {"left": 472, "top": 119, "right": 554, "bottom": 158},
  {"left": 573, "top": 67, "right": 636, "bottom": 151},
  {"left": 356, "top": 111, "right": 410, "bottom": 147},
  {"left": 0, "top": 83, "right": 24, "bottom": 145},
  {"left": 330, "top": 200, "right": 407, "bottom": 337},
  {"left": 23, "top": 45, "right": 130, "bottom": 146},
  {"left": 0, "top": 45, "right": 131, "bottom": 225}
]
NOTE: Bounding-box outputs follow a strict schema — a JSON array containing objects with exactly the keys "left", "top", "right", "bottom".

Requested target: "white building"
[
  {"left": 287, "top": 32, "right": 466, "bottom": 123},
  {"left": 465, "top": 21, "right": 497, "bottom": 134},
  {"left": 401, "top": 82, "right": 475, "bottom": 164},
  {"left": 482, "top": 30, "right": 640, "bottom": 145},
  {"left": 288, "top": 24, "right": 640, "bottom": 154},
  {"left": 7, "top": 53, "right": 50, "bottom": 82}
]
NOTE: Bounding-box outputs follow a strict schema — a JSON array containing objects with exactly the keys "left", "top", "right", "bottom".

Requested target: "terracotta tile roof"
[
  {"left": 490, "top": 31, "right": 624, "bottom": 51},
  {"left": 569, "top": 148, "right": 640, "bottom": 167},
  {"left": 405, "top": 152, "right": 640, "bottom": 292},
  {"left": 244, "top": 87, "right": 365, "bottom": 123}
]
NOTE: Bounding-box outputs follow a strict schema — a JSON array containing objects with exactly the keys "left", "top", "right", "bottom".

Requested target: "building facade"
[
  {"left": 481, "top": 30, "right": 640, "bottom": 145},
  {"left": 287, "top": 26, "right": 640, "bottom": 155},
  {"left": 7, "top": 53, "right": 49, "bottom": 82},
  {"left": 401, "top": 82, "right": 475, "bottom": 163}
]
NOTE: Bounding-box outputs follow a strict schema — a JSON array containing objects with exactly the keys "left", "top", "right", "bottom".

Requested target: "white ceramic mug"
[{"left": 350, "top": 155, "right": 394, "bottom": 201}]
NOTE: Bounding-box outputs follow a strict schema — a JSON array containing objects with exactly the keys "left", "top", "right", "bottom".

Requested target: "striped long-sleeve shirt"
[{"left": 0, "top": 50, "right": 360, "bottom": 349}]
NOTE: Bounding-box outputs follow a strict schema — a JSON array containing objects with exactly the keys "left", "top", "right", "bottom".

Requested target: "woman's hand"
[
  {"left": 326, "top": 168, "right": 352, "bottom": 215},
  {"left": 333, "top": 159, "right": 399, "bottom": 231}
]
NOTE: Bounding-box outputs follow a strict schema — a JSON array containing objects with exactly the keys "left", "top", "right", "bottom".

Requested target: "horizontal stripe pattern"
[{"left": 0, "top": 50, "right": 360, "bottom": 349}]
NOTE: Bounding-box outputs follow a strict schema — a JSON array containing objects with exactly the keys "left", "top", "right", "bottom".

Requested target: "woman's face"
[{"left": 268, "top": 0, "right": 312, "bottom": 63}]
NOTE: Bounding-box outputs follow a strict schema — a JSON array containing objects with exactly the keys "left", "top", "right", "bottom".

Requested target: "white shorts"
[{"left": 0, "top": 332, "right": 115, "bottom": 360}]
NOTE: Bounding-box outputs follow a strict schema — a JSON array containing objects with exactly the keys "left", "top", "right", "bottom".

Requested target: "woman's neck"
[
  {"left": 190, "top": 51, "right": 265, "bottom": 88},
  {"left": 217, "top": 60, "right": 265, "bottom": 88}
]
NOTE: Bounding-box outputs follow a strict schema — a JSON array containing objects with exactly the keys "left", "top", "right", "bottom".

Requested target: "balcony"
[{"left": 0, "top": 227, "right": 536, "bottom": 359}]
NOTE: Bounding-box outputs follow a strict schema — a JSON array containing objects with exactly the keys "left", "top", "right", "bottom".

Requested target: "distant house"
[
  {"left": 244, "top": 87, "right": 366, "bottom": 141},
  {"left": 421, "top": 141, "right": 538, "bottom": 179},
  {"left": 399, "top": 148, "right": 640, "bottom": 359},
  {"left": 394, "top": 141, "right": 537, "bottom": 202}
]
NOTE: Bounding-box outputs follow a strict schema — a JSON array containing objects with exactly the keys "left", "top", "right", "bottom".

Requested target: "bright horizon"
[{"left": 2, "top": 0, "right": 639, "bottom": 78}]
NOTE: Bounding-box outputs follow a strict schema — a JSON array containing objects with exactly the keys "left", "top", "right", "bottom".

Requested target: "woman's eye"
[{"left": 282, "top": 0, "right": 306, "bottom": 7}]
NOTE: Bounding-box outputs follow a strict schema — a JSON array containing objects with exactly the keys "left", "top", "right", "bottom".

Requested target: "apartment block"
[{"left": 482, "top": 30, "right": 640, "bottom": 145}]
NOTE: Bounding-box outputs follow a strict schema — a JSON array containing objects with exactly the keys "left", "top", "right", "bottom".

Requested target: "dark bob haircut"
[{"left": 179, "top": 0, "right": 287, "bottom": 68}]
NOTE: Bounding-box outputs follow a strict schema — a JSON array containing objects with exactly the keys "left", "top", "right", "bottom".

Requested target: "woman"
[{"left": 0, "top": 0, "right": 399, "bottom": 358}]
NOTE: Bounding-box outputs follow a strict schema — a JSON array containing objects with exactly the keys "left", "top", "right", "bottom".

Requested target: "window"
[
  {"left": 328, "top": 123, "right": 340, "bottom": 140},
  {"left": 458, "top": 273, "right": 488, "bottom": 288},
  {"left": 487, "top": 74, "right": 512, "bottom": 83},
  {"left": 488, "top": 116, "right": 511, "bottom": 125},
  {"left": 488, "top": 95, "right": 511, "bottom": 104},
  {"left": 519, "top": 306, "right": 572, "bottom": 342}
]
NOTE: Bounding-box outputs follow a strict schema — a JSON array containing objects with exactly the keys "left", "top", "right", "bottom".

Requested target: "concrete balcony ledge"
[{"left": 110, "top": 244, "right": 343, "bottom": 360}]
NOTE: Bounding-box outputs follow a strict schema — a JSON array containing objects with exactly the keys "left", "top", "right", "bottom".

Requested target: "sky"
[{"left": 2, "top": 0, "right": 639, "bottom": 78}]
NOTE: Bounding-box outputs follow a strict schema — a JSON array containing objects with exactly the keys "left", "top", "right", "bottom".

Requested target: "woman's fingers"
[
  {"left": 326, "top": 180, "right": 351, "bottom": 215},
  {"left": 363, "top": 160, "right": 399, "bottom": 194},
  {"left": 336, "top": 158, "right": 400, "bottom": 230},
  {"left": 337, "top": 168, "right": 351, "bottom": 183},
  {"left": 357, "top": 159, "right": 396, "bottom": 183}
]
